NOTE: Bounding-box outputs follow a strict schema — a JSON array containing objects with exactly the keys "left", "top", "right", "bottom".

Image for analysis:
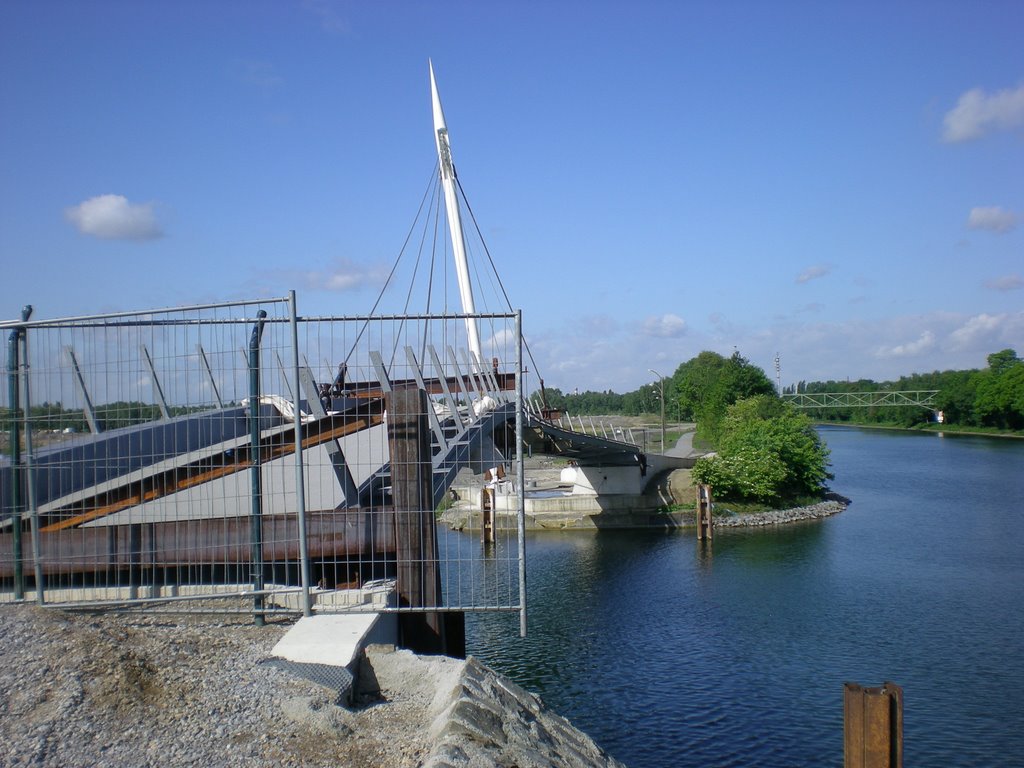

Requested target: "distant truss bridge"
[{"left": 781, "top": 391, "right": 940, "bottom": 408}]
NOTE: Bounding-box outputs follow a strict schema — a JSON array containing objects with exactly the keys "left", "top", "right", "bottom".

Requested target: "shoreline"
[
  {"left": 714, "top": 494, "right": 849, "bottom": 528},
  {"left": 442, "top": 490, "right": 850, "bottom": 532},
  {"left": 813, "top": 421, "right": 1024, "bottom": 440}
]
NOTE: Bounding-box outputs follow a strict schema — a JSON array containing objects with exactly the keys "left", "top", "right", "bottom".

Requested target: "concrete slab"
[{"left": 271, "top": 613, "right": 381, "bottom": 668}]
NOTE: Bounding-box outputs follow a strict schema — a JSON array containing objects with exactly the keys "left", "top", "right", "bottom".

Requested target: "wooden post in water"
[
  {"left": 844, "top": 681, "right": 903, "bottom": 768},
  {"left": 387, "top": 386, "right": 447, "bottom": 654},
  {"left": 696, "top": 484, "right": 713, "bottom": 540},
  {"left": 480, "top": 487, "right": 496, "bottom": 543}
]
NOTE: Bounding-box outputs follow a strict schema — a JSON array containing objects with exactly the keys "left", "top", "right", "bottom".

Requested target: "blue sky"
[{"left": 1, "top": 1, "right": 1021, "bottom": 393}]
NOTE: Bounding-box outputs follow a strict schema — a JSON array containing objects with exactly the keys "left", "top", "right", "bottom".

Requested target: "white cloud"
[
  {"left": 641, "top": 313, "right": 687, "bottom": 338},
  {"left": 325, "top": 270, "right": 366, "bottom": 291},
  {"left": 942, "top": 83, "right": 1024, "bottom": 142},
  {"left": 796, "top": 265, "right": 830, "bottom": 284},
  {"left": 65, "top": 194, "right": 163, "bottom": 241},
  {"left": 875, "top": 330, "right": 936, "bottom": 359},
  {"left": 967, "top": 206, "right": 1018, "bottom": 233},
  {"left": 254, "top": 258, "right": 389, "bottom": 294},
  {"left": 985, "top": 274, "right": 1023, "bottom": 291},
  {"left": 321, "top": 259, "right": 390, "bottom": 291},
  {"left": 485, "top": 328, "right": 517, "bottom": 357},
  {"left": 948, "top": 313, "right": 1004, "bottom": 350}
]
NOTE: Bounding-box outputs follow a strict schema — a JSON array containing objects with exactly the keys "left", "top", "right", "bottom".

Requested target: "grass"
[{"left": 655, "top": 501, "right": 696, "bottom": 514}]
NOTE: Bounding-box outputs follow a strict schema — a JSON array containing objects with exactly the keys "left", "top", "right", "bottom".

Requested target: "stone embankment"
[
  {"left": 715, "top": 495, "right": 848, "bottom": 528},
  {"left": 0, "top": 605, "right": 622, "bottom": 768}
]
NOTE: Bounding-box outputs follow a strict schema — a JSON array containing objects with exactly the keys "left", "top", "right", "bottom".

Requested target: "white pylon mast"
[{"left": 430, "top": 61, "right": 483, "bottom": 367}]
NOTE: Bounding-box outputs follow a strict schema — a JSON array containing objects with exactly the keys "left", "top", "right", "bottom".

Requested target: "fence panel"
[
  {"left": 293, "top": 311, "right": 524, "bottom": 618},
  {"left": 2, "top": 301, "right": 525, "bottom": 623}
]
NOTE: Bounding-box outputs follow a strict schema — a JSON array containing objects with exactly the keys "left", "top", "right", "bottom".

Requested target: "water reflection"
[
  {"left": 463, "top": 428, "right": 1024, "bottom": 767},
  {"left": 711, "top": 520, "right": 827, "bottom": 567}
]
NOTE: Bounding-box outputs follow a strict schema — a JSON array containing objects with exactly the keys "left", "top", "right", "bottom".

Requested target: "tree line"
[
  {"left": 534, "top": 347, "right": 1024, "bottom": 506},
  {"left": 537, "top": 348, "right": 1024, "bottom": 435},
  {"left": 786, "top": 348, "right": 1024, "bottom": 432},
  {"left": 1, "top": 400, "right": 214, "bottom": 439}
]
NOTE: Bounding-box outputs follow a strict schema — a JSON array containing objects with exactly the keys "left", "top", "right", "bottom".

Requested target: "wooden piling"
[
  {"left": 387, "top": 386, "right": 451, "bottom": 654},
  {"left": 844, "top": 681, "right": 903, "bottom": 768},
  {"left": 480, "top": 487, "right": 496, "bottom": 544},
  {"left": 696, "top": 484, "right": 713, "bottom": 540}
]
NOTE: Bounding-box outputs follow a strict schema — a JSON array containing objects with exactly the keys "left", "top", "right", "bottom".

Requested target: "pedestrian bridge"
[
  {"left": 1, "top": 305, "right": 677, "bottom": 617},
  {"left": 782, "top": 390, "right": 940, "bottom": 408}
]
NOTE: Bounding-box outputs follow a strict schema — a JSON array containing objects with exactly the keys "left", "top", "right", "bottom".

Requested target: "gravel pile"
[
  {"left": 0, "top": 605, "right": 625, "bottom": 768},
  {"left": 0, "top": 606, "right": 435, "bottom": 768}
]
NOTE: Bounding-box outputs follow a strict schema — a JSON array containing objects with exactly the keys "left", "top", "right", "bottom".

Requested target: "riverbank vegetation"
[
  {"left": 691, "top": 395, "right": 832, "bottom": 505},
  {"left": 537, "top": 350, "right": 833, "bottom": 508},
  {"left": 531, "top": 347, "right": 1023, "bottom": 508},
  {"left": 786, "top": 348, "right": 1024, "bottom": 434},
  {"left": 535, "top": 348, "right": 1024, "bottom": 440}
]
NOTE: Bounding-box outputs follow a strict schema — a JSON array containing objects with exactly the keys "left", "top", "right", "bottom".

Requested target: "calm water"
[{"left": 462, "top": 427, "right": 1024, "bottom": 767}]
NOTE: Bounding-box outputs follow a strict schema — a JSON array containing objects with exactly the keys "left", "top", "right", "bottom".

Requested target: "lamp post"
[{"left": 649, "top": 368, "right": 666, "bottom": 453}]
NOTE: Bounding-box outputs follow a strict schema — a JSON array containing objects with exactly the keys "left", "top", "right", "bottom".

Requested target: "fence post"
[
  {"left": 18, "top": 309, "right": 45, "bottom": 605},
  {"left": 248, "top": 309, "right": 268, "bottom": 626},
  {"left": 7, "top": 317, "right": 24, "bottom": 599},
  {"left": 515, "top": 309, "right": 528, "bottom": 639},
  {"left": 288, "top": 291, "right": 312, "bottom": 617},
  {"left": 844, "top": 681, "right": 903, "bottom": 768}
]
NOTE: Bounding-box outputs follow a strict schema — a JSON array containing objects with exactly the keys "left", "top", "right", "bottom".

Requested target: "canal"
[{"left": 463, "top": 426, "right": 1024, "bottom": 767}]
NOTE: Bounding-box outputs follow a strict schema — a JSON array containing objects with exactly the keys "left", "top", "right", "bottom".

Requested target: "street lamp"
[{"left": 649, "top": 368, "right": 666, "bottom": 453}]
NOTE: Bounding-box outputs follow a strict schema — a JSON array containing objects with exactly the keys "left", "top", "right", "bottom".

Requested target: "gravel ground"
[{"left": 0, "top": 606, "right": 436, "bottom": 768}]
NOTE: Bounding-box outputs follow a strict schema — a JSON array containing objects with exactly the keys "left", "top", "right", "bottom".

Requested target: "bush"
[
  {"left": 693, "top": 448, "right": 788, "bottom": 502},
  {"left": 692, "top": 395, "right": 832, "bottom": 504}
]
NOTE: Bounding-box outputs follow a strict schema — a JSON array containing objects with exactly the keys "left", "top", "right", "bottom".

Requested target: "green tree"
[
  {"left": 674, "top": 351, "right": 728, "bottom": 420},
  {"left": 936, "top": 370, "right": 980, "bottom": 426},
  {"left": 692, "top": 395, "right": 832, "bottom": 504},
  {"left": 974, "top": 350, "right": 1024, "bottom": 430},
  {"left": 986, "top": 348, "right": 1020, "bottom": 374},
  {"left": 674, "top": 350, "right": 776, "bottom": 442}
]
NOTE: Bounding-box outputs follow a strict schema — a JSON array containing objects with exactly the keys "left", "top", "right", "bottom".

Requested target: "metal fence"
[{"left": 1, "top": 295, "right": 525, "bottom": 627}]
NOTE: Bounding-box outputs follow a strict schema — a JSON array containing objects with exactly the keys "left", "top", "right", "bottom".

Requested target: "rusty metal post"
[
  {"left": 387, "top": 386, "right": 445, "bottom": 653},
  {"left": 844, "top": 681, "right": 903, "bottom": 768},
  {"left": 696, "top": 484, "right": 713, "bottom": 540}
]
